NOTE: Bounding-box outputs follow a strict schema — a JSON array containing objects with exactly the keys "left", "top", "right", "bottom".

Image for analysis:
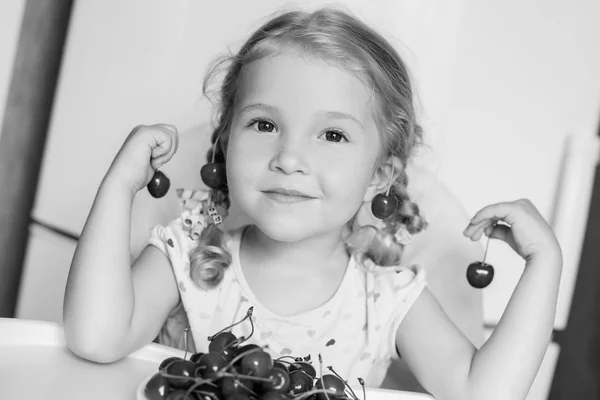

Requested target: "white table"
[
  {"left": 0, "top": 318, "right": 434, "bottom": 400},
  {"left": 0, "top": 318, "right": 185, "bottom": 399}
]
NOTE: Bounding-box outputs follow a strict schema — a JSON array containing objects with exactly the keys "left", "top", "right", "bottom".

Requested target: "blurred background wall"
[{"left": 1, "top": 1, "right": 599, "bottom": 399}]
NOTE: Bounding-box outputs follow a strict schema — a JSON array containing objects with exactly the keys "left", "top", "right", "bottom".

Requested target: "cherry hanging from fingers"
[
  {"left": 147, "top": 170, "right": 170, "bottom": 198},
  {"left": 467, "top": 233, "right": 495, "bottom": 288}
]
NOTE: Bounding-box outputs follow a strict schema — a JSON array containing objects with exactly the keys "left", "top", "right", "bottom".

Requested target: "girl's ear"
[{"left": 363, "top": 156, "right": 404, "bottom": 202}]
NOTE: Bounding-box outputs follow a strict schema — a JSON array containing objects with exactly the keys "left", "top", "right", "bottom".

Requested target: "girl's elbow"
[{"left": 63, "top": 324, "right": 125, "bottom": 364}]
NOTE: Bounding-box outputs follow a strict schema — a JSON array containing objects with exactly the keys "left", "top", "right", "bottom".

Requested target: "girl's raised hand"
[
  {"left": 107, "top": 124, "right": 179, "bottom": 193},
  {"left": 463, "top": 199, "right": 562, "bottom": 262}
]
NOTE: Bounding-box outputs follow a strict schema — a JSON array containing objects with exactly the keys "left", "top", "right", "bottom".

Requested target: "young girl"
[{"left": 63, "top": 7, "right": 562, "bottom": 400}]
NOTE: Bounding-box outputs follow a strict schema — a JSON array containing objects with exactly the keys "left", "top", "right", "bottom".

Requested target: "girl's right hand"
[{"left": 107, "top": 124, "right": 179, "bottom": 193}]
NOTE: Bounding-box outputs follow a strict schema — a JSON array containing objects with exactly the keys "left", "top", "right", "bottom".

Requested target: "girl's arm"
[
  {"left": 395, "top": 199, "right": 562, "bottom": 400},
  {"left": 63, "top": 124, "right": 181, "bottom": 363}
]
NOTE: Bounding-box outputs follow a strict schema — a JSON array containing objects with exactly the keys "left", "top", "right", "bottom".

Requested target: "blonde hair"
[{"left": 189, "top": 7, "right": 428, "bottom": 288}]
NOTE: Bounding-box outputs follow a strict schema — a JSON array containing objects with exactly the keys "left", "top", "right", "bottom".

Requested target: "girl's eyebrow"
[
  {"left": 239, "top": 103, "right": 363, "bottom": 129},
  {"left": 322, "top": 111, "right": 364, "bottom": 129},
  {"left": 239, "top": 103, "right": 278, "bottom": 116}
]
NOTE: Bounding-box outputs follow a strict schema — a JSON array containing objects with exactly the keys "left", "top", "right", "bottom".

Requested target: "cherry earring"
[
  {"left": 200, "top": 135, "right": 227, "bottom": 189},
  {"left": 371, "top": 162, "right": 398, "bottom": 219},
  {"left": 147, "top": 170, "right": 171, "bottom": 198},
  {"left": 467, "top": 231, "right": 495, "bottom": 288}
]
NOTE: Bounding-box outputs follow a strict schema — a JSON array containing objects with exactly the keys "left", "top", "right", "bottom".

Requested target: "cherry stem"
[
  {"left": 358, "top": 378, "right": 366, "bottom": 400},
  {"left": 318, "top": 354, "right": 332, "bottom": 400},
  {"left": 211, "top": 136, "right": 220, "bottom": 164},
  {"left": 237, "top": 310, "right": 255, "bottom": 346},
  {"left": 208, "top": 307, "right": 254, "bottom": 341},
  {"left": 183, "top": 326, "right": 190, "bottom": 360},
  {"left": 385, "top": 162, "right": 395, "bottom": 197},
  {"left": 482, "top": 235, "right": 492, "bottom": 264},
  {"left": 327, "top": 366, "right": 359, "bottom": 400}
]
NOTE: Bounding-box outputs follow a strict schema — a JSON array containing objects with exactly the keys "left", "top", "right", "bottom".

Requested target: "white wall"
[{"left": 0, "top": 0, "right": 26, "bottom": 137}]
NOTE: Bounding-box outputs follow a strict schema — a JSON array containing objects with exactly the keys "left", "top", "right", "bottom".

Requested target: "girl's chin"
[{"left": 253, "top": 220, "right": 316, "bottom": 243}]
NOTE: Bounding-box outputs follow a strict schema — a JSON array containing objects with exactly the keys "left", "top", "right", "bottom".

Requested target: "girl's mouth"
[{"left": 262, "top": 190, "right": 316, "bottom": 203}]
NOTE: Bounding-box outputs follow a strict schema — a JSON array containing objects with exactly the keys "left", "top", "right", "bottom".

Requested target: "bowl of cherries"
[{"left": 137, "top": 307, "right": 433, "bottom": 400}]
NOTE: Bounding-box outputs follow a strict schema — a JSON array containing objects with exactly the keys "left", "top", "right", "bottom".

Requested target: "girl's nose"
[{"left": 268, "top": 135, "right": 311, "bottom": 175}]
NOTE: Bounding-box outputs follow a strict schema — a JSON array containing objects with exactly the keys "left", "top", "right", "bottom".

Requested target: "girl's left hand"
[{"left": 463, "top": 199, "right": 562, "bottom": 261}]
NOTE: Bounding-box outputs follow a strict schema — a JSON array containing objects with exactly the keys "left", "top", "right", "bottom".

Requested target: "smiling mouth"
[{"left": 262, "top": 189, "right": 316, "bottom": 203}]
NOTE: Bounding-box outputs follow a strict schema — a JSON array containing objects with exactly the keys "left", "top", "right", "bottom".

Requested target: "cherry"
[
  {"left": 315, "top": 375, "right": 346, "bottom": 400},
  {"left": 147, "top": 170, "right": 171, "bottom": 198},
  {"left": 235, "top": 344, "right": 261, "bottom": 368},
  {"left": 241, "top": 350, "right": 274, "bottom": 378},
  {"left": 221, "top": 376, "right": 255, "bottom": 397},
  {"left": 262, "top": 368, "right": 291, "bottom": 393},
  {"left": 273, "top": 361, "right": 289, "bottom": 372},
  {"left": 467, "top": 232, "right": 496, "bottom": 289},
  {"left": 209, "top": 331, "right": 238, "bottom": 362},
  {"left": 159, "top": 356, "right": 183, "bottom": 371},
  {"left": 144, "top": 372, "right": 171, "bottom": 400},
  {"left": 201, "top": 163, "right": 227, "bottom": 189},
  {"left": 165, "top": 359, "right": 198, "bottom": 389},
  {"left": 189, "top": 352, "right": 206, "bottom": 363},
  {"left": 467, "top": 261, "right": 494, "bottom": 288},
  {"left": 289, "top": 370, "right": 313, "bottom": 394},
  {"left": 371, "top": 193, "right": 397, "bottom": 219},
  {"left": 195, "top": 352, "right": 228, "bottom": 379},
  {"left": 289, "top": 362, "right": 316, "bottom": 380}
]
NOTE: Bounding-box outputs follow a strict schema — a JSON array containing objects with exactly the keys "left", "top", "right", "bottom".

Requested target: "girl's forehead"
[{"left": 235, "top": 53, "right": 377, "bottom": 123}]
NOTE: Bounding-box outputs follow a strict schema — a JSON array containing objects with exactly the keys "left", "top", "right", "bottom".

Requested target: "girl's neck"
[{"left": 240, "top": 224, "right": 350, "bottom": 274}]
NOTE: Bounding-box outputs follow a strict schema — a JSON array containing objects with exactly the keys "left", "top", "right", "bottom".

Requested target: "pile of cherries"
[{"left": 144, "top": 307, "right": 366, "bottom": 400}]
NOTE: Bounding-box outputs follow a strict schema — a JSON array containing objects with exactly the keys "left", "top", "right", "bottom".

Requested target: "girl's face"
[{"left": 226, "top": 51, "right": 383, "bottom": 242}]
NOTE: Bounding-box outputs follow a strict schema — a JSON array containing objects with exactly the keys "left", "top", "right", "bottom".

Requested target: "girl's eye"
[
  {"left": 249, "top": 119, "right": 277, "bottom": 133},
  {"left": 323, "top": 130, "right": 348, "bottom": 143}
]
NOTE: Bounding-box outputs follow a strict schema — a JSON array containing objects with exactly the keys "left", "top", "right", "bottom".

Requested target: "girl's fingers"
[
  {"left": 463, "top": 218, "right": 494, "bottom": 238},
  {"left": 469, "top": 202, "right": 520, "bottom": 226},
  {"left": 150, "top": 125, "right": 179, "bottom": 169},
  {"left": 466, "top": 220, "right": 495, "bottom": 241},
  {"left": 159, "top": 124, "right": 179, "bottom": 159}
]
